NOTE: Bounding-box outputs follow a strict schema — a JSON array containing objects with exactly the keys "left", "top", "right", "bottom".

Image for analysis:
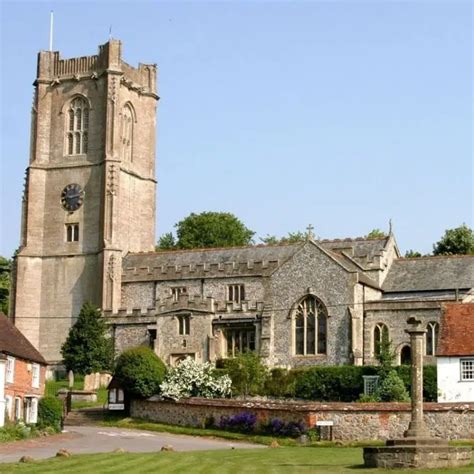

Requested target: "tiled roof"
[
  {"left": 0, "top": 313, "right": 47, "bottom": 364},
  {"left": 382, "top": 255, "right": 474, "bottom": 293},
  {"left": 437, "top": 303, "right": 474, "bottom": 356}
]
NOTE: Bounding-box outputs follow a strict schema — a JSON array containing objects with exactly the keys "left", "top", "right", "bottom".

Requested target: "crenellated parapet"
[
  {"left": 157, "top": 294, "right": 215, "bottom": 314},
  {"left": 36, "top": 40, "right": 157, "bottom": 97},
  {"left": 122, "top": 259, "right": 281, "bottom": 282},
  {"left": 103, "top": 306, "right": 156, "bottom": 320}
]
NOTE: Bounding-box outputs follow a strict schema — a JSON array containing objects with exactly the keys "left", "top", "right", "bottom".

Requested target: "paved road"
[{"left": 0, "top": 425, "right": 264, "bottom": 463}]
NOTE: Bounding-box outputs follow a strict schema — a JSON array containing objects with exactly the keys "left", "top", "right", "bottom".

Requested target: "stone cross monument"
[
  {"left": 363, "top": 316, "right": 472, "bottom": 469},
  {"left": 404, "top": 316, "right": 430, "bottom": 439}
]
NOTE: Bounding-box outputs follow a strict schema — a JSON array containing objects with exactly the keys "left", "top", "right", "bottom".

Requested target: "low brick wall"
[{"left": 131, "top": 398, "right": 474, "bottom": 441}]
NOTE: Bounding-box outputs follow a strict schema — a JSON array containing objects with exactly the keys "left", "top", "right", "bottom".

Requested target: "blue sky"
[{"left": 0, "top": 0, "right": 472, "bottom": 257}]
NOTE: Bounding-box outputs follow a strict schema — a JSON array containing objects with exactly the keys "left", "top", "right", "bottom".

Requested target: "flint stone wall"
[{"left": 131, "top": 398, "right": 474, "bottom": 441}]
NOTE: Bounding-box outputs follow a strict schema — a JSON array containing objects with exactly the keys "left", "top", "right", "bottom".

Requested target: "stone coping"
[{"left": 145, "top": 397, "right": 474, "bottom": 413}]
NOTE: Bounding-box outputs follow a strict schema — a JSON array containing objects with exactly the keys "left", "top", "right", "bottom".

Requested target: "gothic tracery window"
[
  {"left": 66, "top": 97, "right": 89, "bottom": 155},
  {"left": 373, "top": 323, "right": 389, "bottom": 357},
  {"left": 121, "top": 104, "right": 134, "bottom": 161},
  {"left": 294, "top": 295, "right": 327, "bottom": 356},
  {"left": 425, "top": 321, "right": 439, "bottom": 356}
]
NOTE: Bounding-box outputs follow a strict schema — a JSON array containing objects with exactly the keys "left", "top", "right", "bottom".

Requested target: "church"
[{"left": 11, "top": 40, "right": 474, "bottom": 372}]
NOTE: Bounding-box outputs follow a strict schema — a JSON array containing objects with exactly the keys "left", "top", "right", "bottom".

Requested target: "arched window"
[
  {"left": 400, "top": 345, "right": 411, "bottom": 365},
  {"left": 373, "top": 323, "right": 389, "bottom": 357},
  {"left": 294, "top": 295, "right": 327, "bottom": 356},
  {"left": 66, "top": 97, "right": 89, "bottom": 155},
  {"left": 426, "top": 321, "right": 439, "bottom": 356},
  {"left": 121, "top": 104, "right": 134, "bottom": 161}
]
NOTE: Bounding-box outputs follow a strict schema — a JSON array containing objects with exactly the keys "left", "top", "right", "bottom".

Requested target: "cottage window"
[
  {"left": 6, "top": 356, "right": 15, "bottom": 383},
  {"left": 425, "top": 322, "right": 439, "bottom": 356},
  {"left": 226, "top": 328, "right": 256, "bottom": 357},
  {"left": 66, "top": 97, "right": 89, "bottom": 155},
  {"left": 14, "top": 397, "right": 21, "bottom": 421},
  {"left": 25, "top": 398, "right": 38, "bottom": 424},
  {"left": 461, "top": 359, "right": 474, "bottom": 381},
  {"left": 373, "top": 323, "right": 389, "bottom": 357},
  {"left": 228, "top": 284, "right": 245, "bottom": 303},
  {"left": 66, "top": 223, "right": 79, "bottom": 242},
  {"left": 177, "top": 314, "right": 190, "bottom": 336},
  {"left": 171, "top": 286, "right": 187, "bottom": 301},
  {"left": 5, "top": 395, "right": 12, "bottom": 421},
  {"left": 32, "top": 363, "right": 40, "bottom": 388},
  {"left": 294, "top": 295, "right": 327, "bottom": 356}
]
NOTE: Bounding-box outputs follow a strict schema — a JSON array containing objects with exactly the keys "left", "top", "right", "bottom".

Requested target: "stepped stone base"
[{"left": 363, "top": 438, "right": 472, "bottom": 469}]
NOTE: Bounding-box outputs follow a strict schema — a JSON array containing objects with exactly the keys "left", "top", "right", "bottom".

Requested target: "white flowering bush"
[{"left": 160, "top": 357, "right": 232, "bottom": 401}]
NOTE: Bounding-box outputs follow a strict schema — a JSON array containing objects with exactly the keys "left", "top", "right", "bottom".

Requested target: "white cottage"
[{"left": 437, "top": 303, "right": 474, "bottom": 403}]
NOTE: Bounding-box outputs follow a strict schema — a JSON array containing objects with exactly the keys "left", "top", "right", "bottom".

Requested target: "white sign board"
[
  {"left": 316, "top": 420, "right": 334, "bottom": 426},
  {"left": 108, "top": 403, "right": 125, "bottom": 411}
]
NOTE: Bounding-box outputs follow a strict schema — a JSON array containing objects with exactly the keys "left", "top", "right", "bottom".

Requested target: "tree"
[
  {"left": 174, "top": 212, "right": 255, "bottom": 249},
  {"left": 404, "top": 250, "right": 422, "bottom": 258},
  {"left": 0, "top": 256, "right": 11, "bottom": 314},
  {"left": 432, "top": 224, "right": 474, "bottom": 256},
  {"left": 366, "top": 229, "right": 387, "bottom": 239},
  {"left": 156, "top": 232, "right": 176, "bottom": 250},
  {"left": 260, "top": 231, "right": 306, "bottom": 245},
  {"left": 61, "top": 302, "right": 113, "bottom": 375},
  {"left": 114, "top": 346, "right": 167, "bottom": 399}
]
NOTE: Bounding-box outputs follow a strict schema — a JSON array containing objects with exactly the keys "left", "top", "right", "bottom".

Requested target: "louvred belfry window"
[{"left": 67, "top": 97, "right": 89, "bottom": 155}]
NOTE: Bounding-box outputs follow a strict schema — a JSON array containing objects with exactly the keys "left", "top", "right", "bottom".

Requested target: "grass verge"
[{"left": 0, "top": 448, "right": 473, "bottom": 474}]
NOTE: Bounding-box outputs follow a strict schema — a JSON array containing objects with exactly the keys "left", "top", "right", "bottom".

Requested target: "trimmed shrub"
[
  {"left": 114, "top": 346, "right": 166, "bottom": 399},
  {"left": 219, "top": 412, "right": 257, "bottom": 433},
  {"left": 396, "top": 364, "right": 437, "bottom": 402},
  {"left": 38, "top": 397, "right": 63, "bottom": 431},
  {"left": 264, "top": 368, "right": 299, "bottom": 398},
  {"left": 377, "top": 370, "right": 410, "bottom": 402},
  {"left": 294, "top": 366, "right": 378, "bottom": 401}
]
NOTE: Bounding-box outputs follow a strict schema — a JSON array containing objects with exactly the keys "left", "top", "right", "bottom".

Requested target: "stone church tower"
[{"left": 12, "top": 40, "right": 158, "bottom": 364}]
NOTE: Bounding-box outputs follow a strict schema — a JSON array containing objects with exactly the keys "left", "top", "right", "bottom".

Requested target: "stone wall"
[{"left": 131, "top": 398, "right": 474, "bottom": 441}]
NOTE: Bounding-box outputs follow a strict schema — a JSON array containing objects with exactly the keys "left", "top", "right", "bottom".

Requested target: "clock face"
[{"left": 61, "top": 183, "right": 84, "bottom": 212}]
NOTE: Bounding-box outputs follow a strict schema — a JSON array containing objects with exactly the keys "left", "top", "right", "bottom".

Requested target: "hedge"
[{"left": 38, "top": 397, "right": 63, "bottom": 431}]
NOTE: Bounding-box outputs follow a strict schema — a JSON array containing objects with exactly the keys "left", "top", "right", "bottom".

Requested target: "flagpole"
[{"left": 49, "top": 11, "right": 54, "bottom": 51}]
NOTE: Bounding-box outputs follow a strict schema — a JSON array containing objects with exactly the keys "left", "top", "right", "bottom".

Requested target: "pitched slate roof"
[
  {"left": 0, "top": 313, "right": 47, "bottom": 364},
  {"left": 123, "top": 244, "right": 302, "bottom": 281},
  {"left": 382, "top": 255, "right": 474, "bottom": 293},
  {"left": 437, "top": 303, "right": 474, "bottom": 356}
]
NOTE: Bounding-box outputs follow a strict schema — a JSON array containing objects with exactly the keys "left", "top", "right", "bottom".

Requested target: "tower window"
[
  {"left": 177, "top": 314, "right": 190, "bottom": 336},
  {"left": 66, "top": 223, "right": 79, "bottom": 242},
  {"left": 228, "top": 284, "right": 245, "bottom": 303},
  {"left": 66, "top": 97, "right": 89, "bottom": 155},
  {"left": 121, "top": 105, "right": 134, "bottom": 162}
]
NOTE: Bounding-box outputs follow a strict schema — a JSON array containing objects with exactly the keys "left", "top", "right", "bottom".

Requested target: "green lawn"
[{"left": 1, "top": 448, "right": 473, "bottom": 474}]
